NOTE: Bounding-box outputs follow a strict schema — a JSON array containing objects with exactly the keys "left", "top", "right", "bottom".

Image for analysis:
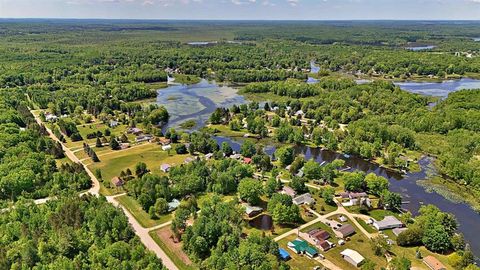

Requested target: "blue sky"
[{"left": 1, "top": 0, "right": 480, "bottom": 20}]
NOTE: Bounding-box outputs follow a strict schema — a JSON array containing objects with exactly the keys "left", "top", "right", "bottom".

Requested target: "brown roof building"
[
  {"left": 335, "top": 224, "right": 355, "bottom": 238},
  {"left": 308, "top": 229, "right": 330, "bottom": 241},
  {"left": 111, "top": 177, "right": 124, "bottom": 187},
  {"left": 423, "top": 256, "right": 446, "bottom": 270}
]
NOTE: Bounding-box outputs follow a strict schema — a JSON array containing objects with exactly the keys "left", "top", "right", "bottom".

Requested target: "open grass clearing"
[
  {"left": 116, "top": 194, "right": 172, "bottom": 228},
  {"left": 150, "top": 227, "right": 196, "bottom": 270}
]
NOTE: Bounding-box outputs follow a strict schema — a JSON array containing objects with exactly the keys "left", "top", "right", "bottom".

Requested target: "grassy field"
[
  {"left": 116, "top": 194, "right": 172, "bottom": 228},
  {"left": 149, "top": 229, "right": 197, "bottom": 270},
  {"left": 88, "top": 142, "right": 190, "bottom": 185},
  {"left": 277, "top": 234, "right": 323, "bottom": 270}
]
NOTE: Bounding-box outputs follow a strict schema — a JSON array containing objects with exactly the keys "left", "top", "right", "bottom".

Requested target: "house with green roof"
[{"left": 287, "top": 239, "right": 318, "bottom": 258}]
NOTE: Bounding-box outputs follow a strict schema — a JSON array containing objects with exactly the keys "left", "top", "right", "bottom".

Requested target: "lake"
[
  {"left": 395, "top": 78, "right": 480, "bottom": 98},
  {"left": 405, "top": 45, "right": 436, "bottom": 51},
  {"left": 157, "top": 79, "right": 246, "bottom": 131}
]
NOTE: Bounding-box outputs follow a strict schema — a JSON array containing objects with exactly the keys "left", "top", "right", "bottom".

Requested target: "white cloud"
[{"left": 287, "top": 0, "right": 299, "bottom": 6}]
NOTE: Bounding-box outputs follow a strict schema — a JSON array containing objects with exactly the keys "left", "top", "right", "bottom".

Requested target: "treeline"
[{"left": 0, "top": 195, "right": 164, "bottom": 269}]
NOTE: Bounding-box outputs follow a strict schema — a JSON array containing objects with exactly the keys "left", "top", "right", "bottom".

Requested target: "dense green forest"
[{"left": 0, "top": 195, "right": 164, "bottom": 269}]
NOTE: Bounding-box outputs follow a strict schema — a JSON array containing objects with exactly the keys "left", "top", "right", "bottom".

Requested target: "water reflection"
[{"left": 395, "top": 78, "right": 480, "bottom": 98}]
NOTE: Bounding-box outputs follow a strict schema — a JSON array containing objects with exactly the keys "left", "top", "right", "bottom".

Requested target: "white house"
[
  {"left": 340, "top": 249, "right": 365, "bottom": 267},
  {"left": 162, "top": 144, "right": 172, "bottom": 151},
  {"left": 160, "top": 164, "right": 171, "bottom": 173}
]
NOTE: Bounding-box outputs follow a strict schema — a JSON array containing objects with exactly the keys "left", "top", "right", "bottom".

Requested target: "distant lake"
[
  {"left": 395, "top": 78, "right": 480, "bottom": 98},
  {"left": 405, "top": 45, "right": 436, "bottom": 51},
  {"left": 474, "top": 38, "right": 480, "bottom": 42},
  {"left": 187, "top": 41, "right": 217, "bottom": 46}
]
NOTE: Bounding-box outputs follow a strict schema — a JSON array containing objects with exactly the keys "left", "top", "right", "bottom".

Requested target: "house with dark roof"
[
  {"left": 335, "top": 224, "right": 355, "bottom": 238},
  {"left": 308, "top": 229, "right": 330, "bottom": 241},
  {"left": 317, "top": 239, "right": 332, "bottom": 252}
]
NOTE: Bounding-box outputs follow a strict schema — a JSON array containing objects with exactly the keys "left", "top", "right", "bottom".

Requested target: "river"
[{"left": 156, "top": 77, "right": 480, "bottom": 258}]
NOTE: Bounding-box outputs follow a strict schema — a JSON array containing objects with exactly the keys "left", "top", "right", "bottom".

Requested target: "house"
[
  {"left": 287, "top": 239, "right": 318, "bottom": 258},
  {"left": 230, "top": 153, "right": 242, "bottom": 160},
  {"left": 111, "top": 177, "right": 124, "bottom": 187},
  {"left": 294, "top": 110, "right": 304, "bottom": 117},
  {"left": 184, "top": 157, "right": 195, "bottom": 164},
  {"left": 45, "top": 113, "right": 58, "bottom": 122},
  {"left": 127, "top": 127, "right": 143, "bottom": 135},
  {"left": 339, "top": 215, "right": 348, "bottom": 222},
  {"left": 160, "top": 164, "right": 171, "bottom": 173},
  {"left": 278, "top": 248, "right": 291, "bottom": 261},
  {"left": 162, "top": 144, "right": 172, "bottom": 151},
  {"left": 168, "top": 199, "right": 181, "bottom": 212},
  {"left": 293, "top": 193, "right": 315, "bottom": 205},
  {"left": 282, "top": 186, "right": 296, "bottom": 197},
  {"left": 272, "top": 106, "right": 280, "bottom": 111},
  {"left": 243, "top": 157, "right": 252, "bottom": 164},
  {"left": 335, "top": 224, "right": 355, "bottom": 238},
  {"left": 295, "top": 168, "right": 304, "bottom": 178},
  {"left": 204, "top": 153, "right": 214, "bottom": 160},
  {"left": 340, "top": 192, "right": 370, "bottom": 207},
  {"left": 159, "top": 138, "right": 171, "bottom": 146},
  {"left": 373, "top": 216, "right": 404, "bottom": 230},
  {"left": 243, "top": 203, "right": 263, "bottom": 217},
  {"left": 423, "top": 256, "right": 446, "bottom": 270},
  {"left": 308, "top": 229, "right": 330, "bottom": 241},
  {"left": 109, "top": 120, "right": 119, "bottom": 128},
  {"left": 340, "top": 249, "right": 365, "bottom": 267},
  {"left": 392, "top": 227, "right": 408, "bottom": 236},
  {"left": 135, "top": 134, "right": 153, "bottom": 143},
  {"left": 317, "top": 239, "right": 332, "bottom": 252},
  {"left": 120, "top": 143, "right": 130, "bottom": 150}
]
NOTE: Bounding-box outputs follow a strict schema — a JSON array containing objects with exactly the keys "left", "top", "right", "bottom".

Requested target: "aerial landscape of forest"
[{"left": 1, "top": 4, "right": 480, "bottom": 270}]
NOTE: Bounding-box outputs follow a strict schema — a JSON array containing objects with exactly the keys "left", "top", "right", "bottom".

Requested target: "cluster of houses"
[
  {"left": 44, "top": 112, "right": 68, "bottom": 122},
  {"left": 339, "top": 191, "right": 371, "bottom": 207},
  {"left": 281, "top": 186, "right": 315, "bottom": 206}
]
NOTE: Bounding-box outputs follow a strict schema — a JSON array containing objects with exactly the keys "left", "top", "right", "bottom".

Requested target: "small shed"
[
  {"left": 111, "top": 177, "right": 124, "bottom": 187},
  {"left": 160, "top": 164, "right": 171, "bottom": 173},
  {"left": 278, "top": 248, "right": 291, "bottom": 260}
]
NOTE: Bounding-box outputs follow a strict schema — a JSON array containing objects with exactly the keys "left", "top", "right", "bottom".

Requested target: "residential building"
[
  {"left": 287, "top": 239, "right": 318, "bottom": 258},
  {"left": 317, "top": 240, "right": 332, "bottom": 252},
  {"left": 109, "top": 120, "right": 119, "bottom": 128},
  {"left": 168, "top": 199, "right": 181, "bottom": 212},
  {"left": 162, "top": 144, "right": 172, "bottom": 151},
  {"left": 111, "top": 177, "right": 124, "bottom": 187},
  {"left": 243, "top": 157, "right": 252, "bottom": 164},
  {"left": 308, "top": 229, "right": 330, "bottom": 241},
  {"left": 340, "top": 249, "right": 365, "bottom": 267},
  {"left": 160, "top": 164, "right": 171, "bottom": 173},
  {"left": 184, "top": 157, "right": 195, "bottom": 164},
  {"left": 159, "top": 137, "right": 171, "bottom": 145},
  {"left": 335, "top": 224, "right": 355, "bottom": 238},
  {"left": 45, "top": 113, "right": 58, "bottom": 122},
  {"left": 204, "top": 153, "right": 214, "bottom": 160},
  {"left": 293, "top": 193, "right": 315, "bottom": 205},
  {"left": 243, "top": 203, "right": 263, "bottom": 217},
  {"left": 135, "top": 134, "right": 152, "bottom": 143},
  {"left": 373, "top": 216, "right": 404, "bottom": 230},
  {"left": 282, "top": 186, "right": 296, "bottom": 197},
  {"left": 423, "top": 256, "right": 446, "bottom": 270}
]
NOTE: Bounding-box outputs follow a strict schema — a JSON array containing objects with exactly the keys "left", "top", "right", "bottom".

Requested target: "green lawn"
[
  {"left": 355, "top": 217, "right": 376, "bottom": 234},
  {"left": 116, "top": 194, "right": 172, "bottom": 228},
  {"left": 88, "top": 143, "right": 190, "bottom": 192},
  {"left": 277, "top": 234, "right": 323, "bottom": 270},
  {"left": 149, "top": 230, "right": 197, "bottom": 270}
]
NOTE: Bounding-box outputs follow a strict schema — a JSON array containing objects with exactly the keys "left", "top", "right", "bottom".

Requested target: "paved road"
[{"left": 30, "top": 109, "right": 179, "bottom": 270}]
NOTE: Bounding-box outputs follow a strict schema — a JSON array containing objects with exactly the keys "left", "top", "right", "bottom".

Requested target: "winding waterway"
[{"left": 156, "top": 77, "right": 480, "bottom": 258}]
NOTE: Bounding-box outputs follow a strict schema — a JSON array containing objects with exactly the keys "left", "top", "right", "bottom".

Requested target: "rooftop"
[{"left": 340, "top": 249, "right": 365, "bottom": 264}]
